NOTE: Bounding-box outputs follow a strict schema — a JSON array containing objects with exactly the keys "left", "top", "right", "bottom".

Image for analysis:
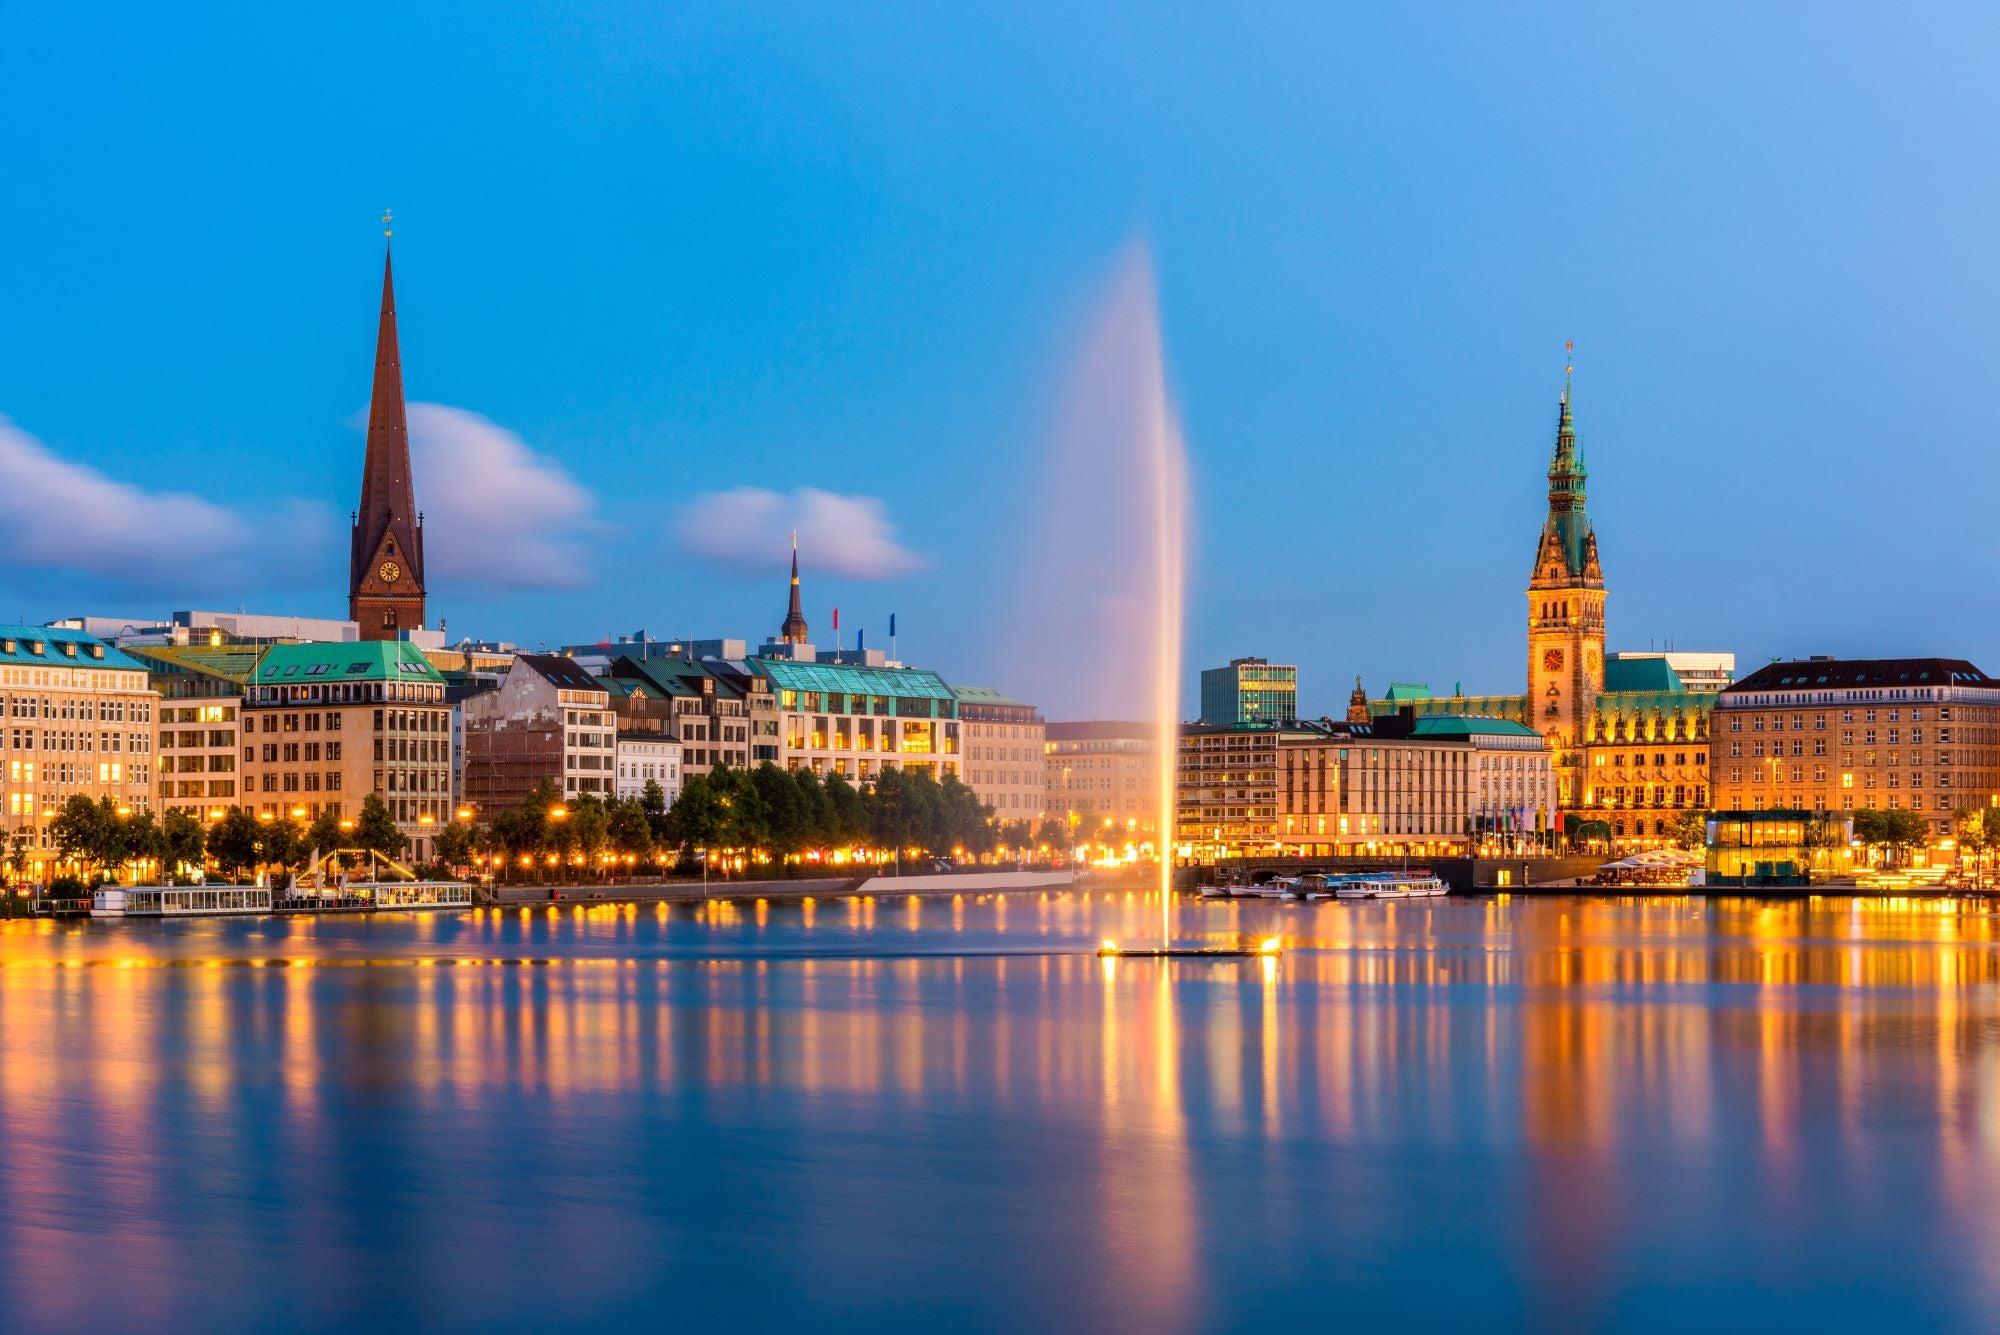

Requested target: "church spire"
[
  {"left": 779, "top": 531, "right": 809, "bottom": 645},
  {"left": 1539, "top": 340, "right": 1591, "bottom": 577},
  {"left": 350, "top": 228, "right": 427, "bottom": 639}
]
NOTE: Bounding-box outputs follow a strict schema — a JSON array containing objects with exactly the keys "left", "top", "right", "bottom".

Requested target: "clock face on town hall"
[
  {"left": 378, "top": 561, "right": 401, "bottom": 585},
  {"left": 1543, "top": 648, "right": 1564, "bottom": 672}
]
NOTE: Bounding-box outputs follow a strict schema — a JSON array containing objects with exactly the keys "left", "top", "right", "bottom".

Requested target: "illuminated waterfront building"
[
  {"left": 0, "top": 626, "right": 159, "bottom": 875},
  {"left": 461, "top": 655, "right": 618, "bottom": 808},
  {"left": 1371, "top": 359, "right": 1728, "bottom": 847},
  {"left": 1178, "top": 711, "right": 1554, "bottom": 858},
  {"left": 125, "top": 645, "right": 261, "bottom": 819},
  {"left": 1044, "top": 721, "right": 1160, "bottom": 836},
  {"left": 1709, "top": 657, "right": 2000, "bottom": 844},
  {"left": 750, "top": 657, "right": 961, "bottom": 782},
  {"left": 952, "top": 685, "right": 1045, "bottom": 820},
  {"left": 1199, "top": 657, "right": 1298, "bottom": 727},
  {"left": 239, "top": 641, "right": 452, "bottom": 860}
]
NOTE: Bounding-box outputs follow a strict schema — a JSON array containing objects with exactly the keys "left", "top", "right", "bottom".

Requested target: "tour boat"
[{"left": 1330, "top": 872, "right": 1450, "bottom": 900}]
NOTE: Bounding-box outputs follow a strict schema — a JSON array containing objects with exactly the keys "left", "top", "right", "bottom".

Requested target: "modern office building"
[
  {"left": 953, "top": 685, "right": 1045, "bottom": 820},
  {"left": 1199, "top": 657, "right": 1298, "bottom": 727},
  {"left": 0, "top": 626, "right": 160, "bottom": 878},
  {"left": 1709, "top": 657, "right": 2000, "bottom": 844},
  {"left": 238, "top": 641, "right": 452, "bottom": 860},
  {"left": 461, "top": 655, "right": 618, "bottom": 809}
]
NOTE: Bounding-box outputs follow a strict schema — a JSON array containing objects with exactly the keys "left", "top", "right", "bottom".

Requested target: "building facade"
[
  {"left": 461, "top": 655, "right": 617, "bottom": 810},
  {"left": 128, "top": 645, "right": 261, "bottom": 819},
  {"left": 239, "top": 642, "right": 452, "bottom": 861},
  {"left": 749, "top": 658, "right": 961, "bottom": 782},
  {"left": 1709, "top": 657, "right": 2000, "bottom": 844},
  {"left": 1199, "top": 657, "right": 1298, "bottom": 727},
  {"left": 615, "top": 734, "right": 684, "bottom": 805},
  {"left": 1182, "top": 713, "right": 1554, "bottom": 858},
  {"left": 603, "top": 655, "right": 781, "bottom": 777},
  {"left": 953, "top": 685, "right": 1045, "bottom": 821},
  {"left": 1044, "top": 721, "right": 1161, "bottom": 836},
  {"left": 0, "top": 626, "right": 159, "bottom": 879}
]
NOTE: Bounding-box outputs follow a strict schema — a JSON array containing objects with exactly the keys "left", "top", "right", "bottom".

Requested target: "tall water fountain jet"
[{"left": 1005, "top": 244, "right": 1189, "bottom": 947}]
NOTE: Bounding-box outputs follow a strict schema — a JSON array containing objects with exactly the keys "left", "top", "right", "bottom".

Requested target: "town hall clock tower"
[
  {"left": 1525, "top": 354, "right": 1604, "bottom": 781},
  {"left": 349, "top": 235, "right": 427, "bottom": 641}
]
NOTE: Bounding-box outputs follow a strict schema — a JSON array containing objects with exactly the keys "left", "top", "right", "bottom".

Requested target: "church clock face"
[
  {"left": 378, "top": 560, "right": 402, "bottom": 585},
  {"left": 1543, "top": 648, "right": 1564, "bottom": 672}
]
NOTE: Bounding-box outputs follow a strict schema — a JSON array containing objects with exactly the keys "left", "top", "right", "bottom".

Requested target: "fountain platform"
[{"left": 1096, "top": 940, "right": 1281, "bottom": 959}]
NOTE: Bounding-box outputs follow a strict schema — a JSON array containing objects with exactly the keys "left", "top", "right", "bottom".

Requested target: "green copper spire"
[{"left": 1541, "top": 342, "right": 1592, "bottom": 576}]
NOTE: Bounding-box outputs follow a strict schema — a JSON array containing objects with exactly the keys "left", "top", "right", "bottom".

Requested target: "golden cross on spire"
[
  {"left": 382, "top": 208, "right": 394, "bottom": 238},
  {"left": 1564, "top": 338, "right": 1574, "bottom": 376}
]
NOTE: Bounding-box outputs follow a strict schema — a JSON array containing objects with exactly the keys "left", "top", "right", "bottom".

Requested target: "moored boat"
[{"left": 1330, "top": 872, "right": 1450, "bottom": 900}]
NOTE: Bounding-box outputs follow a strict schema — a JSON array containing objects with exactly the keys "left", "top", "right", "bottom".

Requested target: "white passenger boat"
[
  {"left": 93, "top": 886, "right": 273, "bottom": 918},
  {"left": 1330, "top": 872, "right": 1450, "bottom": 900}
]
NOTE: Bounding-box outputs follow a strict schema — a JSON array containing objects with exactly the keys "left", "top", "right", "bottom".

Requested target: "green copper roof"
[
  {"left": 1602, "top": 655, "right": 1684, "bottom": 694},
  {"left": 951, "top": 684, "right": 1032, "bottom": 707},
  {"left": 1382, "top": 682, "right": 1432, "bottom": 703},
  {"left": 753, "top": 658, "right": 955, "bottom": 702},
  {"left": 0, "top": 624, "right": 149, "bottom": 672},
  {"left": 1541, "top": 389, "right": 1595, "bottom": 576},
  {"left": 1410, "top": 715, "right": 1542, "bottom": 739},
  {"left": 126, "top": 644, "right": 266, "bottom": 684},
  {"left": 253, "top": 641, "right": 443, "bottom": 684}
]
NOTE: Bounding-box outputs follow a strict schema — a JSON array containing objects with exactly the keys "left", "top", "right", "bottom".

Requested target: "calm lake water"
[{"left": 2, "top": 889, "right": 1997, "bottom": 1332}]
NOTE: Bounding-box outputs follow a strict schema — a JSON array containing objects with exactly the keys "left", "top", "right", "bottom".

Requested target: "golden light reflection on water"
[{"left": 2, "top": 893, "right": 2000, "bottom": 1325}]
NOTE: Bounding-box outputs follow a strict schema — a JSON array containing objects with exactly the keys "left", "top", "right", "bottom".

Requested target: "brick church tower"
[{"left": 349, "top": 238, "right": 427, "bottom": 640}]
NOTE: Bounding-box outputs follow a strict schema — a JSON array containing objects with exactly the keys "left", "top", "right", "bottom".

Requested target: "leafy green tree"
[
  {"left": 665, "top": 773, "right": 725, "bottom": 866},
  {"left": 1851, "top": 807, "right": 1886, "bottom": 865},
  {"left": 822, "top": 771, "right": 868, "bottom": 846},
  {"left": 568, "top": 793, "right": 611, "bottom": 871},
  {"left": 162, "top": 808, "right": 206, "bottom": 875},
  {"left": 640, "top": 778, "right": 668, "bottom": 817},
  {"left": 3, "top": 832, "right": 31, "bottom": 882},
  {"left": 1885, "top": 807, "right": 1931, "bottom": 866},
  {"left": 607, "top": 798, "right": 654, "bottom": 868},
  {"left": 753, "top": 763, "right": 809, "bottom": 862},
  {"left": 1665, "top": 808, "right": 1709, "bottom": 852},
  {"left": 259, "top": 817, "right": 307, "bottom": 873},
  {"left": 48, "top": 795, "right": 117, "bottom": 872},
  {"left": 354, "top": 793, "right": 406, "bottom": 861},
  {"left": 305, "top": 808, "right": 347, "bottom": 858},
  {"left": 208, "top": 808, "right": 263, "bottom": 879},
  {"left": 434, "top": 818, "right": 476, "bottom": 867},
  {"left": 125, "top": 811, "right": 166, "bottom": 875}
]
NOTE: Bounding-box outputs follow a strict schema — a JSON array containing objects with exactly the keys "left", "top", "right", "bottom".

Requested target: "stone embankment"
[{"left": 482, "top": 868, "right": 1078, "bottom": 907}]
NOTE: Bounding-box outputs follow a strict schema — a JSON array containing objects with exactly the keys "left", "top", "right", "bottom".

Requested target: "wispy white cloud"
[
  {"left": 0, "top": 414, "right": 330, "bottom": 591},
  {"left": 407, "top": 404, "right": 597, "bottom": 591},
  {"left": 674, "top": 486, "right": 922, "bottom": 580}
]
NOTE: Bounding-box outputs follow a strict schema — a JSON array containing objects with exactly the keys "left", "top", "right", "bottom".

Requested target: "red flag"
[{"left": 832, "top": 607, "right": 840, "bottom": 630}]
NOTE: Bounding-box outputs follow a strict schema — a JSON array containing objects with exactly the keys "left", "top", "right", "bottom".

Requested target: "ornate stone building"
[{"left": 1370, "top": 358, "right": 1728, "bottom": 846}]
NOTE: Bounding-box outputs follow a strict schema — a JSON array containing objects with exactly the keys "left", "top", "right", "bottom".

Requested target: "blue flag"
[{"left": 890, "top": 613, "right": 898, "bottom": 638}]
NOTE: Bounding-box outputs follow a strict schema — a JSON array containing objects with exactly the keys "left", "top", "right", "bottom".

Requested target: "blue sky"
[{"left": 3, "top": 4, "right": 1997, "bottom": 717}]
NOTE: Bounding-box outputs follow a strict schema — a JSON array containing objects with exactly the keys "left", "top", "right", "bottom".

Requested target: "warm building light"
[
  {"left": 1259, "top": 937, "right": 1281, "bottom": 954},
  {"left": 455, "top": 807, "right": 473, "bottom": 821}
]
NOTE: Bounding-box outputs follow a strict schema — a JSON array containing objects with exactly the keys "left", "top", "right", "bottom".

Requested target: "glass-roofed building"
[{"left": 748, "top": 658, "right": 961, "bottom": 782}]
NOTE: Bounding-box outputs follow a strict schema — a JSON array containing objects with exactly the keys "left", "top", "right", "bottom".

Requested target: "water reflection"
[{"left": 0, "top": 893, "right": 1994, "bottom": 1328}]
